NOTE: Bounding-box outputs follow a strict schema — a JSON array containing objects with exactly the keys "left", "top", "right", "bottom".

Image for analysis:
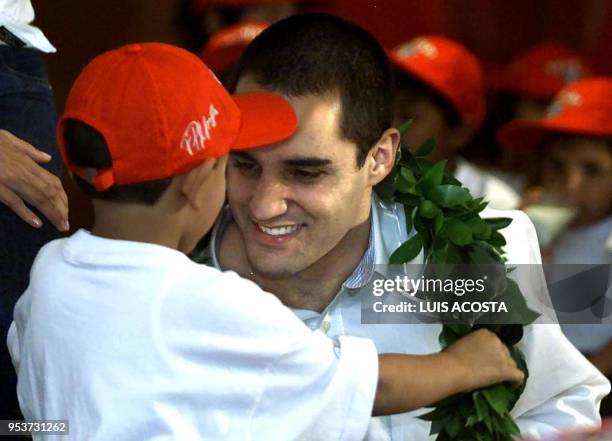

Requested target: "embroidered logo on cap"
[
  {"left": 546, "top": 90, "right": 583, "bottom": 118},
  {"left": 181, "top": 104, "right": 220, "bottom": 155},
  {"left": 545, "top": 59, "right": 586, "bottom": 84},
  {"left": 397, "top": 38, "right": 438, "bottom": 60}
]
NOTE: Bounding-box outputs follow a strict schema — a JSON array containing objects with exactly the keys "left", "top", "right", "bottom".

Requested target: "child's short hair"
[{"left": 64, "top": 119, "right": 172, "bottom": 205}]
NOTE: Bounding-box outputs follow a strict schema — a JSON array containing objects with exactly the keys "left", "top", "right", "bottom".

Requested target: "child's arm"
[{"left": 373, "top": 328, "right": 524, "bottom": 416}]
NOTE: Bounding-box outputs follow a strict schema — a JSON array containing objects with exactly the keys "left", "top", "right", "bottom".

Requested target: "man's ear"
[
  {"left": 181, "top": 158, "right": 218, "bottom": 209},
  {"left": 447, "top": 120, "right": 476, "bottom": 152},
  {"left": 366, "top": 128, "right": 400, "bottom": 186}
]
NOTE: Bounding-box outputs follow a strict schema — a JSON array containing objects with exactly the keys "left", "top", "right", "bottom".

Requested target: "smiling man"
[{"left": 193, "top": 13, "right": 609, "bottom": 440}]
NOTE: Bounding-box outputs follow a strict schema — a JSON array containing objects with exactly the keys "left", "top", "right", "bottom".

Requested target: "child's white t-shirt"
[{"left": 7, "top": 229, "right": 378, "bottom": 441}]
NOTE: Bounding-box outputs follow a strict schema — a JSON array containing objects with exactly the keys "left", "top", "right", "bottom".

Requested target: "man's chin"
[{"left": 248, "top": 255, "right": 306, "bottom": 279}]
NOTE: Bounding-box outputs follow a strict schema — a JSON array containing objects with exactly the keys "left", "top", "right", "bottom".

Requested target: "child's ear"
[
  {"left": 367, "top": 128, "right": 400, "bottom": 186},
  {"left": 181, "top": 158, "right": 218, "bottom": 209}
]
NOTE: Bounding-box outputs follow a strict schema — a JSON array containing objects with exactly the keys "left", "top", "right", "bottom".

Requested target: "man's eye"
[{"left": 291, "top": 169, "right": 325, "bottom": 180}]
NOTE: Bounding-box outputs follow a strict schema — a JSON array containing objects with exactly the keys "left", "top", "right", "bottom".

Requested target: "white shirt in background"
[
  {"left": 7, "top": 230, "right": 378, "bottom": 441},
  {"left": 554, "top": 216, "right": 612, "bottom": 354},
  {"left": 0, "top": 0, "right": 55, "bottom": 52},
  {"left": 455, "top": 158, "right": 520, "bottom": 210}
]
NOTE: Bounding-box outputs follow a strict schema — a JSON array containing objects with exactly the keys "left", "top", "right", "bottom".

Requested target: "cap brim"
[
  {"left": 231, "top": 92, "right": 297, "bottom": 150},
  {"left": 498, "top": 118, "right": 609, "bottom": 151}
]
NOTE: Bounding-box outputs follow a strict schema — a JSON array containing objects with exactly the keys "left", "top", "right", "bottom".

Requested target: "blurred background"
[{"left": 33, "top": 0, "right": 612, "bottom": 230}]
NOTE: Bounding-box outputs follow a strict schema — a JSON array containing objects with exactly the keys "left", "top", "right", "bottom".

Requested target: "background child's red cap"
[
  {"left": 58, "top": 43, "right": 297, "bottom": 191},
  {"left": 389, "top": 35, "right": 486, "bottom": 129},
  {"left": 493, "top": 42, "right": 592, "bottom": 99},
  {"left": 498, "top": 77, "right": 612, "bottom": 151},
  {"left": 199, "top": 21, "right": 269, "bottom": 75}
]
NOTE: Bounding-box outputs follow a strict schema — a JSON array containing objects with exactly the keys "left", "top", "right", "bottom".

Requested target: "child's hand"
[{"left": 445, "top": 328, "right": 525, "bottom": 392}]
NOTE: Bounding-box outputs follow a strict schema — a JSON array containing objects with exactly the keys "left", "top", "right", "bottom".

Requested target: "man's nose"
[{"left": 249, "top": 175, "right": 289, "bottom": 221}]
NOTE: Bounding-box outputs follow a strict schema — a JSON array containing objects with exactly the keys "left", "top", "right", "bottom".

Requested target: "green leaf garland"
[{"left": 375, "top": 124, "right": 540, "bottom": 441}]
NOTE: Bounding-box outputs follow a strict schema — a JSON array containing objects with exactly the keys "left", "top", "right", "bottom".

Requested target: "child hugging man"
[{"left": 8, "top": 43, "right": 522, "bottom": 440}]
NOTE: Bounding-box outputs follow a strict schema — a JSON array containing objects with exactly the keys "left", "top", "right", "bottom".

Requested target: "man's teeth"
[{"left": 258, "top": 224, "right": 300, "bottom": 236}]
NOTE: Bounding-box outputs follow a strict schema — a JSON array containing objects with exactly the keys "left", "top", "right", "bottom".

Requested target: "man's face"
[
  {"left": 542, "top": 136, "right": 612, "bottom": 225},
  {"left": 227, "top": 78, "right": 374, "bottom": 277},
  {"left": 394, "top": 90, "right": 452, "bottom": 161}
]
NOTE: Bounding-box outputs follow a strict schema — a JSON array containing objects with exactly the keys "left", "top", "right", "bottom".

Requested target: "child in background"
[
  {"left": 389, "top": 35, "right": 520, "bottom": 210},
  {"left": 8, "top": 43, "right": 523, "bottom": 440},
  {"left": 489, "top": 42, "right": 593, "bottom": 190},
  {"left": 499, "top": 76, "right": 612, "bottom": 413},
  {"left": 198, "top": 20, "right": 269, "bottom": 85}
]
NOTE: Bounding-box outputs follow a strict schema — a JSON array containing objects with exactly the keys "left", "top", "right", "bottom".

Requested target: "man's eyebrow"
[{"left": 283, "top": 157, "right": 332, "bottom": 167}]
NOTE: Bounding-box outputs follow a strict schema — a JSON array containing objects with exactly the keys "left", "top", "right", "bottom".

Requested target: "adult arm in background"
[
  {"left": 484, "top": 208, "right": 611, "bottom": 437},
  {"left": 0, "top": 129, "right": 68, "bottom": 231}
]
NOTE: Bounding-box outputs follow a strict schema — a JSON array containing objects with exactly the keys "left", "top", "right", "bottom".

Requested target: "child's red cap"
[
  {"left": 494, "top": 42, "right": 592, "bottom": 99},
  {"left": 389, "top": 35, "right": 486, "bottom": 129},
  {"left": 58, "top": 43, "right": 297, "bottom": 191},
  {"left": 199, "top": 21, "right": 269, "bottom": 75},
  {"left": 498, "top": 77, "right": 612, "bottom": 151}
]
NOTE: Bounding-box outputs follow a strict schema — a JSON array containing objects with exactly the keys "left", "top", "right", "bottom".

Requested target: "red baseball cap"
[
  {"left": 58, "top": 43, "right": 297, "bottom": 191},
  {"left": 498, "top": 77, "right": 612, "bottom": 151},
  {"left": 199, "top": 21, "right": 269, "bottom": 75},
  {"left": 389, "top": 35, "right": 486, "bottom": 128},
  {"left": 494, "top": 42, "right": 592, "bottom": 99}
]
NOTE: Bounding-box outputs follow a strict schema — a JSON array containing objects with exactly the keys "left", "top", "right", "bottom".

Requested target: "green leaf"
[
  {"left": 419, "top": 200, "right": 441, "bottom": 219},
  {"left": 469, "top": 241, "right": 503, "bottom": 264},
  {"left": 442, "top": 172, "right": 463, "bottom": 186},
  {"left": 482, "top": 385, "right": 511, "bottom": 416},
  {"left": 400, "top": 167, "right": 417, "bottom": 185},
  {"left": 403, "top": 204, "right": 413, "bottom": 235},
  {"left": 396, "top": 193, "right": 422, "bottom": 207},
  {"left": 389, "top": 234, "right": 423, "bottom": 263},
  {"left": 489, "top": 231, "right": 507, "bottom": 247},
  {"left": 434, "top": 212, "right": 445, "bottom": 234},
  {"left": 428, "top": 185, "right": 473, "bottom": 208},
  {"left": 420, "top": 406, "right": 451, "bottom": 421},
  {"left": 446, "top": 218, "right": 473, "bottom": 246},
  {"left": 415, "top": 137, "right": 436, "bottom": 157},
  {"left": 420, "top": 160, "right": 447, "bottom": 195},
  {"left": 485, "top": 217, "right": 512, "bottom": 231},
  {"left": 396, "top": 175, "right": 412, "bottom": 194},
  {"left": 473, "top": 392, "right": 493, "bottom": 431},
  {"left": 466, "top": 217, "right": 492, "bottom": 240},
  {"left": 445, "top": 413, "right": 464, "bottom": 438},
  {"left": 497, "top": 324, "right": 524, "bottom": 346},
  {"left": 398, "top": 118, "right": 413, "bottom": 136},
  {"left": 466, "top": 415, "right": 479, "bottom": 427}
]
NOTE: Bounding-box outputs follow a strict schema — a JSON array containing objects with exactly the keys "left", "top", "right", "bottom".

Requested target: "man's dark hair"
[
  {"left": 395, "top": 71, "right": 461, "bottom": 127},
  {"left": 64, "top": 119, "right": 172, "bottom": 205},
  {"left": 230, "top": 13, "right": 395, "bottom": 167}
]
